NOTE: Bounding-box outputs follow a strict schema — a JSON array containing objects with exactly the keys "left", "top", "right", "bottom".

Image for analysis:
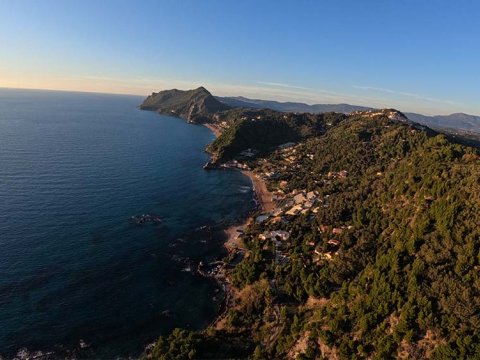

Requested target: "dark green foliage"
[
  {"left": 149, "top": 329, "right": 199, "bottom": 360},
  {"left": 207, "top": 109, "right": 346, "bottom": 161},
  {"left": 150, "top": 109, "right": 480, "bottom": 359},
  {"left": 148, "top": 328, "right": 254, "bottom": 360}
]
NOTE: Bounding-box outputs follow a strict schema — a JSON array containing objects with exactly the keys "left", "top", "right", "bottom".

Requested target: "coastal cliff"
[{"left": 140, "top": 87, "right": 230, "bottom": 123}]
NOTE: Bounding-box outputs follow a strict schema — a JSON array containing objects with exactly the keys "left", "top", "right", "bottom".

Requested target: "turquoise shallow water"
[{"left": 0, "top": 89, "right": 253, "bottom": 357}]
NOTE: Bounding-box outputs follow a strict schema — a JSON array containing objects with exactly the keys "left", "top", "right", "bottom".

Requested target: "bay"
[{"left": 0, "top": 88, "right": 253, "bottom": 357}]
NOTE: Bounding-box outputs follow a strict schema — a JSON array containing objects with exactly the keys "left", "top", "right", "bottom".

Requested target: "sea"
[{"left": 0, "top": 88, "right": 254, "bottom": 358}]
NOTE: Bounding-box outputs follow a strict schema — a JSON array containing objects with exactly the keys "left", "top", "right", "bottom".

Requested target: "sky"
[{"left": 0, "top": 0, "right": 479, "bottom": 115}]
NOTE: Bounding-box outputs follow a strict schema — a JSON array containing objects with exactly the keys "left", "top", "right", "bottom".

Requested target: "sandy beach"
[
  {"left": 223, "top": 171, "right": 274, "bottom": 252},
  {"left": 201, "top": 122, "right": 274, "bottom": 249},
  {"left": 203, "top": 123, "right": 223, "bottom": 138},
  {"left": 201, "top": 121, "right": 277, "bottom": 330},
  {"left": 241, "top": 170, "right": 274, "bottom": 213}
]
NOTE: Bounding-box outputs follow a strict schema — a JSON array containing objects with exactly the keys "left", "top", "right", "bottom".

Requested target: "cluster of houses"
[
  {"left": 221, "top": 159, "right": 250, "bottom": 171},
  {"left": 240, "top": 115, "right": 264, "bottom": 122},
  {"left": 258, "top": 230, "right": 290, "bottom": 264},
  {"left": 309, "top": 225, "right": 351, "bottom": 262},
  {"left": 254, "top": 188, "right": 321, "bottom": 225},
  {"left": 278, "top": 143, "right": 298, "bottom": 163},
  {"left": 327, "top": 170, "right": 348, "bottom": 179},
  {"left": 349, "top": 109, "right": 418, "bottom": 126},
  {"left": 254, "top": 206, "right": 353, "bottom": 265},
  {"left": 250, "top": 186, "right": 351, "bottom": 264},
  {"left": 223, "top": 141, "right": 357, "bottom": 266},
  {"left": 285, "top": 190, "right": 318, "bottom": 216}
]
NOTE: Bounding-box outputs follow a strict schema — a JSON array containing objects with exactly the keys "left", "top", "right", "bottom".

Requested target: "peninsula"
[{"left": 140, "top": 87, "right": 230, "bottom": 123}]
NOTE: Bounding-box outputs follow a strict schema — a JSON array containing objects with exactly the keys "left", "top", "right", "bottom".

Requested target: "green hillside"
[
  {"left": 207, "top": 109, "right": 346, "bottom": 161},
  {"left": 147, "top": 109, "right": 480, "bottom": 360}
]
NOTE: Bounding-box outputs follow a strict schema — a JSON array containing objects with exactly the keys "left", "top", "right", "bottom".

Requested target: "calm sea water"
[{"left": 0, "top": 89, "right": 253, "bottom": 358}]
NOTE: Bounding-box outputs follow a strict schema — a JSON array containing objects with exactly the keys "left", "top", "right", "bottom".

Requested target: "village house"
[
  {"left": 321, "top": 252, "right": 333, "bottom": 260},
  {"left": 264, "top": 171, "right": 280, "bottom": 180},
  {"left": 338, "top": 170, "right": 348, "bottom": 178},
  {"left": 327, "top": 239, "right": 341, "bottom": 246},
  {"left": 272, "top": 208, "right": 283, "bottom": 217},
  {"left": 332, "top": 227, "right": 344, "bottom": 235},
  {"left": 293, "top": 193, "right": 306, "bottom": 204},
  {"left": 286, "top": 205, "right": 303, "bottom": 216},
  {"left": 270, "top": 230, "right": 290, "bottom": 241},
  {"left": 314, "top": 246, "right": 335, "bottom": 261},
  {"left": 267, "top": 216, "right": 283, "bottom": 225},
  {"left": 319, "top": 225, "right": 329, "bottom": 233},
  {"left": 304, "top": 200, "right": 314, "bottom": 208},
  {"left": 259, "top": 230, "right": 290, "bottom": 242}
]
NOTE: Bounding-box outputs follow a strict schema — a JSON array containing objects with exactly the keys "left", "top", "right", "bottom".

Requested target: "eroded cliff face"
[{"left": 140, "top": 87, "right": 230, "bottom": 123}]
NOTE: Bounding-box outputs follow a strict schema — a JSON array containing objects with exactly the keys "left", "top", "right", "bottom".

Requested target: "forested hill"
[
  {"left": 216, "top": 96, "right": 372, "bottom": 114},
  {"left": 217, "top": 95, "right": 480, "bottom": 133},
  {"left": 148, "top": 109, "right": 480, "bottom": 360},
  {"left": 207, "top": 109, "right": 346, "bottom": 162},
  {"left": 140, "top": 87, "right": 480, "bottom": 134},
  {"left": 140, "top": 87, "right": 230, "bottom": 123}
]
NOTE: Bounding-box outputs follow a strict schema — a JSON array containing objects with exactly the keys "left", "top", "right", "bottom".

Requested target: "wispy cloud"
[
  {"left": 10, "top": 71, "right": 468, "bottom": 115},
  {"left": 353, "top": 85, "right": 461, "bottom": 106},
  {"left": 252, "top": 81, "right": 373, "bottom": 103},
  {"left": 257, "top": 81, "right": 316, "bottom": 92}
]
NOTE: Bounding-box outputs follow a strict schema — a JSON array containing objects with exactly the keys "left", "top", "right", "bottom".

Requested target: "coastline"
[
  {"left": 208, "top": 169, "right": 275, "bottom": 330},
  {"left": 222, "top": 170, "right": 273, "bottom": 253},
  {"left": 200, "top": 122, "right": 274, "bottom": 242},
  {"left": 240, "top": 170, "right": 274, "bottom": 213},
  {"left": 202, "top": 123, "right": 223, "bottom": 138},
  {"left": 200, "top": 122, "right": 276, "bottom": 329}
]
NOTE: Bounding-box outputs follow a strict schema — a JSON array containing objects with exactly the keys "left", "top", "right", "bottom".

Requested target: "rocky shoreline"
[
  {"left": 197, "top": 124, "right": 275, "bottom": 330},
  {"left": 142, "top": 121, "right": 275, "bottom": 359}
]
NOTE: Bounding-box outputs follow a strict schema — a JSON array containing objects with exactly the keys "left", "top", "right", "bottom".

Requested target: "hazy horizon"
[
  {"left": 3, "top": 86, "right": 479, "bottom": 118},
  {"left": 1, "top": 0, "right": 479, "bottom": 115}
]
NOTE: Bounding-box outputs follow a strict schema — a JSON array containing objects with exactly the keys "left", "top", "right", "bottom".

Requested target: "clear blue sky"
[{"left": 0, "top": 0, "right": 479, "bottom": 115}]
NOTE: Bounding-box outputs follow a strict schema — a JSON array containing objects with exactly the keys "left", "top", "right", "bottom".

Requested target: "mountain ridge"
[
  {"left": 217, "top": 95, "right": 480, "bottom": 133},
  {"left": 139, "top": 87, "right": 480, "bottom": 134},
  {"left": 216, "top": 95, "right": 372, "bottom": 114}
]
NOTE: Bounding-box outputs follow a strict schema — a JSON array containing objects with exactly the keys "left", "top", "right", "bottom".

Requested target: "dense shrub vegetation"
[
  {"left": 148, "top": 111, "right": 480, "bottom": 359},
  {"left": 207, "top": 109, "right": 346, "bottom": 161}
]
